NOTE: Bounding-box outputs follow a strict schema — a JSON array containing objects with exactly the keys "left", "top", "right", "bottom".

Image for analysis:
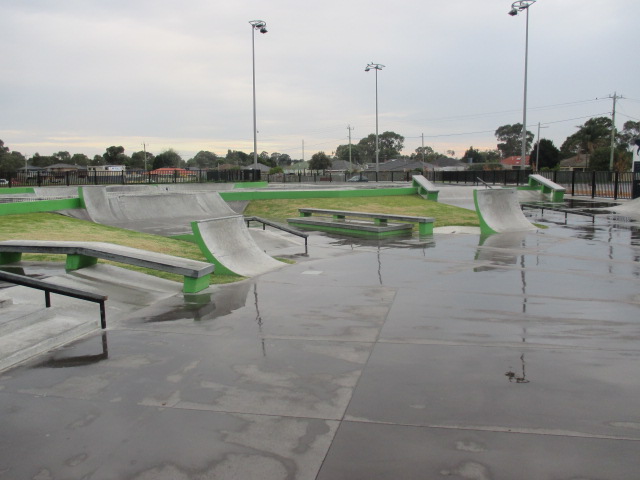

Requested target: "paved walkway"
[{"left": 1, "top": 205, "right": 639, "bottom": 479}]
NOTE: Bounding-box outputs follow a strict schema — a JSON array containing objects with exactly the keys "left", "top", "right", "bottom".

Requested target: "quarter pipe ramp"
[
  {"left": 192, "top": 216, "right": 285, "bottom": 277},
  {"left": 473, "top": 189, "right": 536, "bottom": 235}
]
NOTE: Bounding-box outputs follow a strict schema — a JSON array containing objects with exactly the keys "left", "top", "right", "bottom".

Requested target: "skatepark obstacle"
[{"left": 473, "top": 189, "right": 537, "bottom": 236}]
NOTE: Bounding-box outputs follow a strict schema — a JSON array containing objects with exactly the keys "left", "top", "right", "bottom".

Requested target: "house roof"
[{"left": 501, "top": 155, "right": 530, "bottom": 166}]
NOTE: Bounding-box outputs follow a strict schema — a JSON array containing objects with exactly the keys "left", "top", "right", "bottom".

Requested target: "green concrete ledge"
[
  {"left": 220, "top": 187, "right": 417, "bottom": 202},
  {"left": 0, "top": 198, "right": 81, "bottom": 216}
]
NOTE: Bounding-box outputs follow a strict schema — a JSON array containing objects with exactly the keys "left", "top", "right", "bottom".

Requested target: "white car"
[{"left": 0, "top": 179, "right": 8, "bottom": 185}]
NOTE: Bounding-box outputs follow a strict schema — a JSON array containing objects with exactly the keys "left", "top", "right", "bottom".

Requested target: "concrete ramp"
[
  {"left": 411, "top": 175, "right": 439, "bottom": 201},
  {"left": 474, "top": 189, "right": 536, "bottom": 235},
  {"left": 605, "top": 197, "right": 640, "bottom": 219},
  {"left": 192, "top": 216, "right": 285, "bottom": 277},
  {"left": 79, "top": 186, "right": 237, "bottom": 235}
]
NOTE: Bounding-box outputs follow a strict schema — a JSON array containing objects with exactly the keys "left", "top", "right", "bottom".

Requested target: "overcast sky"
[{"left": 2, "top": 0, "right": 639, "bottom": 161}]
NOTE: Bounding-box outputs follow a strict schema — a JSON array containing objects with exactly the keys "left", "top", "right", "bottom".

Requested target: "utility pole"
[
  {"left": 302, "top": 140, "right": 305, "bottom": 163},
  {"left": 347, "top": 125, "right": 354, "bottom": 171},
  {"left": 608, "top": 92, "right": 623, "bottom": 170},
  {"left": 142, "top": 142, "right": 148, "bottom": 171},
  {"left": 421, "top": 133, "right": 425, "bottom": 164}
]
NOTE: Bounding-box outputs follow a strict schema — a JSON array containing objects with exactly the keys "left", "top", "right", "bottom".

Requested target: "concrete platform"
[{"left": 0, "top": 206, "right": 639, "bottom": 479}]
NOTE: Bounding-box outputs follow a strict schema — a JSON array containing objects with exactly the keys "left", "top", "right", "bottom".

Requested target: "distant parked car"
[
  {"left": 0, "top": 179, "right": 8, "bottom": 185},
  {"left": 347, "top": 175, "right": 368, "bottom": 182}
]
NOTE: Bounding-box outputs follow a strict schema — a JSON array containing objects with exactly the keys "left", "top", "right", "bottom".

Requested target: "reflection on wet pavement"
[{"left": 1, "top": 199, "right": 639, "bottom": 479}]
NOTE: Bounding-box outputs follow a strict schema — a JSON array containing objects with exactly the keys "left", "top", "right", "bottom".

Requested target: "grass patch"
[
  {"left": 244, "top": 195, "right": 479, "bottom": 227},
  {"left": 0, "top": 213, "right": 241, "bottom": 284}
]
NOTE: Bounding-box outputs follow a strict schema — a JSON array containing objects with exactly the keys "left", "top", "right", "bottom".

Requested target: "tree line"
[{"left": 2, "top": 117, "right": 638, "bottom": 175}]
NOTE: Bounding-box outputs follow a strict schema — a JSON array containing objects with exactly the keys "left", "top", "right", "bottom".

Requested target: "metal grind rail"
[
  {"left": 521, "top": 203, "right": 597, "bottom": 223},
  {"left": 244, "top": 216, "right": 309, "bottom": 247},
  {"left": 0, "top": 270, "right": 108, "bottom": 329}
]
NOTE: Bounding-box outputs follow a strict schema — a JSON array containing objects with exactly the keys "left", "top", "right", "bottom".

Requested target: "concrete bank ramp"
[
  {"left": 79, "top": 186, "right": 237, "bottom": 235},
  {"left": 474, "top": 189, "right": 536, "bottom": 235},
  {"left": 192, "top": 216, "right": 285, "bottom": 277},
  {"left": 604, "top": 197, "right": 640, "bottom": 219}
]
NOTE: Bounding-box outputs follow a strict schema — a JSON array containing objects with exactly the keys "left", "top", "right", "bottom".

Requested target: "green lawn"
[
  {"left": 0, "top": 196, "right": 479, "bottom": 284},
  {"left": 0, "top": 213, "right": 241, "bottom": 284},
  {"left": 244, "top": 195, "right": 480, "bottom": 227}
]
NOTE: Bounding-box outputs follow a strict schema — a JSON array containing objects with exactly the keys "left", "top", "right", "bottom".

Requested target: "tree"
[
  {"left": 257, "top": 151, "right": 275, "bottom": 168},
  {"left": 91, "top": 155, "right": 105, "bottom": 166},
  {"left": 70, "top": 153, "right": 90, "bottom": 166},
  {"left": 153, "top": 149, "right": 183, "bottom": 169},
  {"left": 462, "top": 147, "right": 483, "bottom": 164},
  {"left": 414, "top": 146, "right": 434, "bottom": 162},
  {"left": 130, "top": 151, "right": 154, "bottom": 170},
  {"left": 30, "top": 153, "right": 56, "bottom": 168},
  {"left": 357, "top": 131, "right": 404, "bottom": 162},
  {"left": 226, "top": 150, "right": 250, "bottom": 166},
  {"left": 0, "top": 140, "right": 9, "bottom": 156},
  {"left": 560, "top": 117, "right": 612, "bottom": 159},
  {"left": 188, "top": 151, "right": 219, "bottom": 169},
  {"left": 103, "top": 146, "right": 128, "bottom": 165},
  {"left": 530, "top": 139, "right": 560, "bottom": 170},
  {"left": 495, "top": 123, "right": 534, "bottom": 158},
  {"left": 52, "top": 151, "right": 71, "bottom": 163},
  {"left": 479, "top": 149, "right": 502, "bottom": 164},
  {"left": 309, "top": 151, "right": 332, "bottom": 171},
  {"left": 619, "top": 121, "right": 640, "bottom": 151},
  {"left": 335, "top": 144, "right": 361, "bottom": 165}
]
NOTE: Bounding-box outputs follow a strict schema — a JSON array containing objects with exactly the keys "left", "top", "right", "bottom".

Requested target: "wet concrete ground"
[{"left": 1, "top": 205, "right": 639, "bottom": 479}]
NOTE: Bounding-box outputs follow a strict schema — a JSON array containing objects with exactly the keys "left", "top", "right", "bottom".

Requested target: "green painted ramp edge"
[
  {"left": 473, "top": 190, "right": 498, "bottom": 236},
  {"left": 190, "top": 221, "right": 241, "bottom": 276}
]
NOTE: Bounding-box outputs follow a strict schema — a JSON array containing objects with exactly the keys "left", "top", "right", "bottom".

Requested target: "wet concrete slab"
[
  {"left": 1, "top": 204, "right": 639, "bottom": 479},
  {"left": 343, "top": 342, "right": 640, "bottom": 439},
  {"left": 0, "top": 391, "right": 337, "bottom": 480},
  {"left": 317, "top": 421, "right": 640, "bottom": 480}
]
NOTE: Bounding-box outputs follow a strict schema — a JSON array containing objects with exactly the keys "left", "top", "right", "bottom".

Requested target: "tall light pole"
[
  {"left": 365, "top": 62, "right": 385, "bottom": 173},
  {"left": 250, "top": 20, "right": 268, "bottom": 168},
  {"left": 509, "top": 0, "right": 536, "bottom": 170}
]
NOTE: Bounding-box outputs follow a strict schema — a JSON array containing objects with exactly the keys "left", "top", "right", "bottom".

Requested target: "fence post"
[
  {"left": 613, "top": 171, "right": 619, "bottom": 200},
  {"left": 591, "top": 171, "right": 596, "bottom": 198}
]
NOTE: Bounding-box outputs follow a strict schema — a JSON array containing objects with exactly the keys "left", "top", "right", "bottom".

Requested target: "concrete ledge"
[
  {"left": 411, "top": 175, "right": 439, "bottom": 201},
  {"left": 0, "top": 240, "right": 214, "bottom": 293},
  {"left": 288, "top": 217, "right": 414, "bottom": 238},
  {"left": 296, "top": 208, "right": 434, "bottom": 235},
  {"left": 527, "top": 174, "right": 566, "bottom": 202}
]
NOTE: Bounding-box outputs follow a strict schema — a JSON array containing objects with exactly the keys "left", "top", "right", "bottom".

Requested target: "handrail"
[
  {"left": 476, "top": 177, "right": 493, "bottom": 189},
  {"left": 0, "top": 270, "right": 108, "bottom": 329},
  {"left": 244, "top": 216, "right": 309, "bottom": 246}
]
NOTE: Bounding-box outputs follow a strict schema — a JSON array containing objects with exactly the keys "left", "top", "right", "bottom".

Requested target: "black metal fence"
[
  {"left": 2, "top": 167, "right": 639, "bottom": 200},
  {"left": 263, "top": 171, "right": 414, "bottom": 183},
  {"left": 0, "top": 169, "right": 260, "bottom": 188},
  {"left": 428, "top": 170, "right": 640, "bottom": 200}
]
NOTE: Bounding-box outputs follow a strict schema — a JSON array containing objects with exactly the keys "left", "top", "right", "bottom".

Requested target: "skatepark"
[{"left": 0, "top": 180, "right": 639, "bottom": 479}]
